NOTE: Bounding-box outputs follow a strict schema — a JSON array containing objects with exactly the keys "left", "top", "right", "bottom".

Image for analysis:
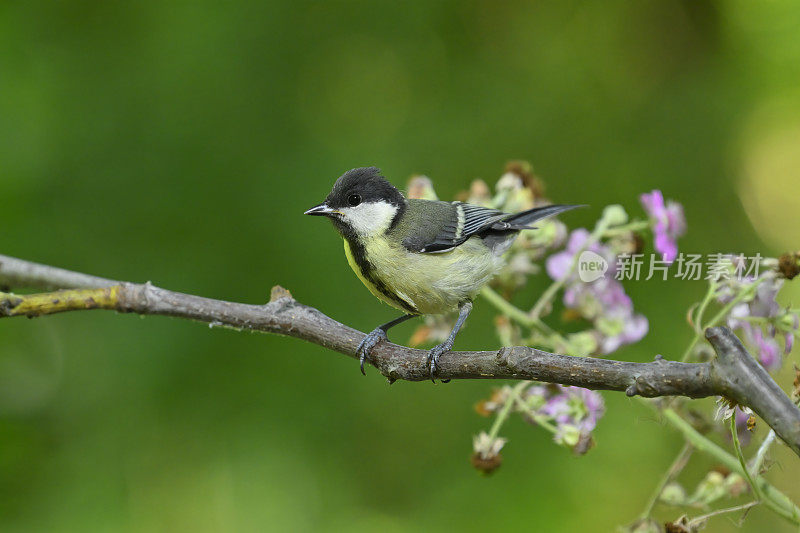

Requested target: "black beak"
[{"left": 304, "top": 203, "right": 336, "bottom": 217}]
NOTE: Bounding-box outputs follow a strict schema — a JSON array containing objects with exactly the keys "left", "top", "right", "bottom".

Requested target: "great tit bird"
[{"left": 305, "top": 167, "right": 579, "bottom": 380}]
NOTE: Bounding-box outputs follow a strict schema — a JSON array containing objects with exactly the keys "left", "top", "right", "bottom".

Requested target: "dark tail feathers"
[{"left": 502, "top": 204, "right": 585, "bottom": 230}]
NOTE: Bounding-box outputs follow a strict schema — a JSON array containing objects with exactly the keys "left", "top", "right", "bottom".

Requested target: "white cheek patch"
[{"left": 339, "top": 202, "right": 399, "bottom": 236}]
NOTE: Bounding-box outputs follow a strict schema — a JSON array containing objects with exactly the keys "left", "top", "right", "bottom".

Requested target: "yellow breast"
[
  {"left": 343, "top": 237, "right": 503, "bottom": 315},
  {"left": 343, "top": 238, "right": 407, "bottom": 310}
]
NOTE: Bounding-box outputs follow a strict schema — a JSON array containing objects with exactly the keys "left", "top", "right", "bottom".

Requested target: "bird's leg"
[
  {"left": 357, "top": 314, "right": 416, "bottom": 375},
  {"left": 427, "top": 300, "right": 472, "bottom": 382}
]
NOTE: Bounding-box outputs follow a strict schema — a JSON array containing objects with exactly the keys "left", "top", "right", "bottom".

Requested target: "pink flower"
[
  {"left": 599, "top": 312, "right": 649, "bottom": 354},
  {"left": 746, "top": 324, "right": 782, "bottom": 372},
  {"left": 546, "top": 229, "right": 618, "bottom": 281},
  {"left": 524, "top": 384, "right": 606, "bottom": 447},
  {"left": 723, "top": 274, "right": 795, "bottom": 372},
  {"left": 640, "top": 190, "right": 686, "bottom": 263},
  {"left": 545, "top": 227, "right": 648, "bottom": 355}
]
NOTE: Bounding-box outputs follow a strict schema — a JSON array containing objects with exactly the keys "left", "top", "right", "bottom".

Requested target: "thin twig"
[
  {"left": 749, "top": 429, "right": 776, "bottom": 478},
  {"left": 730, "top": 414, "right": 763, "bottom": 502},
  {"left": 486, "top": 382, "right": 528, "bottom": 441},
  {"left": 688, "top": 501, "right": 760, "bottom": 527}
]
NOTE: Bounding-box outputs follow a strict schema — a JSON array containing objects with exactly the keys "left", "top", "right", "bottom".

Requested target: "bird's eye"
[{"left": 347, "top": 194, "right": 361, "bottom": 207}]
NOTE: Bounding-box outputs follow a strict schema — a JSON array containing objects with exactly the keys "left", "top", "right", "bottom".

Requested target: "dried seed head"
[
  {"left": 408, "top": 325, "right": 432, "bottom": 348},
  {"left": 474, "top": 401, "right": 493, "bottom": 417},
  {"left": 572, "top": 432, "right": 595, "bottom": 456},
  {"left": 664, "top": 515, "right": 690, "bottom": 533},
  {"left": 504, "top": 160, "right": 545, "bottom": 197},
  {"left": 471, "top": 432, "right": 506, "bottom": 474},
  {"left": 793, "top": 364, "right": 800, "bottom": 401},
  {"left": 778, "top": 252, "right": 800, "bottom": 280},
  {"left": 470, "top": 452, "right": 503, "bottom": 475}
]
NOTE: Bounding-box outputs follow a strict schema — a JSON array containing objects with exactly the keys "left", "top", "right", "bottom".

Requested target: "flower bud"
[
  {"left": 555, "top": 424, "right": 581, "bottom": 447},
  {"left": 496, "top": 172, "right": 523, "bottom": 193},
  {"left": 659, "top": 482, "right": 687, "bottom": 506},
  {"left": 690, "top": 470, "right": 727, "bottom": 505},
  {"left": 501, "top": 184, "right": 535, "bottom": 213},
  {"left": 602, "top": 204, "right": 629, "bottom": 226},
  {"left": 526, "top": 219, "right": 568, "bottom": 250},
  {"left": 608, "top": 231, "right": 644, "bottom": 255},
  {"left": 724, "top": 472, "right": 748, "bottom": 498},
  {"left": 564, "top": 331, "right": 598, "bottom": 357}
]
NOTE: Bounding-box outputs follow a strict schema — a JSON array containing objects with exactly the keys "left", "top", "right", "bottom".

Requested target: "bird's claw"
[
  {"left": 356, "top": 328, "right": 388, "bottom": 375},
  {"left": 426, "top": 341, "right": 453, "bottom": 383}
]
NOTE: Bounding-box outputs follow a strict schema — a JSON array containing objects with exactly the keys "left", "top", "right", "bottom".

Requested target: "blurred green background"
[{"left": 2, "top": 1, "right": 800, "bottom": 531}]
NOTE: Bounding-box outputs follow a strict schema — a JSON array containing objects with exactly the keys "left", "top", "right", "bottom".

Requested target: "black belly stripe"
[{"left": 343, "top": 235, "right": 419, "bottom": 315}]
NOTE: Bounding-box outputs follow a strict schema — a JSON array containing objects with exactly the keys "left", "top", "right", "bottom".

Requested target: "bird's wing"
[
  {"left": 400, "top": 201, "right": 510, "bottom": 253},
  {"left": 399, "top": 201, "right": 582, "bottom": 254}
]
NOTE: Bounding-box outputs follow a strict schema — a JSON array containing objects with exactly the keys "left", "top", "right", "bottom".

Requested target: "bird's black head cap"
[{"left": 326, "top": 167, "right": 406, "bottom": 210}]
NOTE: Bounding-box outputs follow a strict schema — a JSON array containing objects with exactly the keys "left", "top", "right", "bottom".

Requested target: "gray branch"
[
  {"left": 0, "top": 254, "right": 119, "bottom": 290},
  {"left": 1, "top": 253, "right": 799, "bottom": 457}
]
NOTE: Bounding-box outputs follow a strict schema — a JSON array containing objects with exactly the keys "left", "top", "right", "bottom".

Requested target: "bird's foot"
[
  {"left": 357, "top": 328, "right": 388, "bottom": 375},
  {"left": 426, "top": 341, "right": 454, "bottom": 383}
]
